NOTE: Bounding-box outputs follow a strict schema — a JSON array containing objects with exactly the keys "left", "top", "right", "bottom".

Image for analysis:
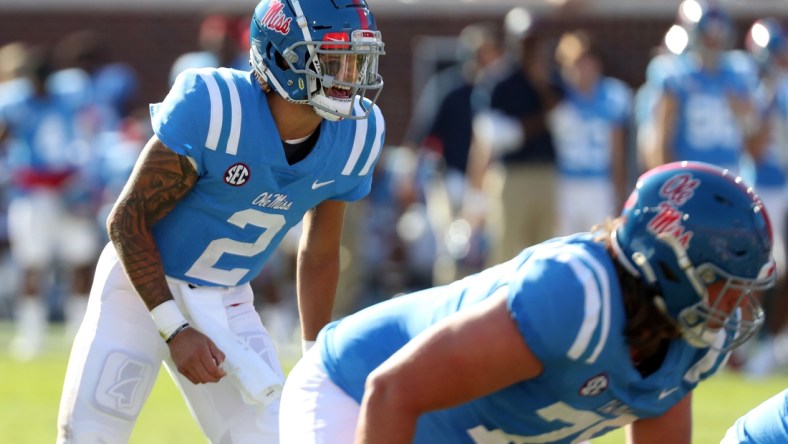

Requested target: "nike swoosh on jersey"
[
  {"left": 658, "top": 387, "right": 679, "bottom": 400},
  {"left": 312, "top": 179, "right": 335, "bottom": 189}
]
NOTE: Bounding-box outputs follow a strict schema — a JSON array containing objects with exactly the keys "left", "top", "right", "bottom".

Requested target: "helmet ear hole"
[
  {"left": 658, "top": 261, "right": 680, "bottom": 283},
  {"left": 274, "top": 51, "right": 290, "bottom": 70}
]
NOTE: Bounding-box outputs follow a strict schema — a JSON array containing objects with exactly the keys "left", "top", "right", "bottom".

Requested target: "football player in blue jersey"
[
  {"left": 722, "top": 388, "right": 788, "bottom": 444},
  {"left": 56, "top": 0, "right": 385, "bottom": 442},
  {"left": 279, "top": 161, "right": 775, "bottom": 444},
  {"left": 646, "top": 0, "right": 759, "bottom": 174}
]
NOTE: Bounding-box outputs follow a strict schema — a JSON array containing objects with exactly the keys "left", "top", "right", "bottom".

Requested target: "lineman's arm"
[
  {"left": 355, "top": 290, "right": 543, "bottom": 444},
  {"left": 296, "top": 199, "right": 347, "bottom": 343},
  {"left": 107, "top": 135, "right": 225, "bottom": 384},
  {"left": 626, "top": 392, "right": 692, "bottom": 444}
]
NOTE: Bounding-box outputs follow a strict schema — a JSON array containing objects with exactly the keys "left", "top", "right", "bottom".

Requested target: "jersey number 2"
[{"left": 185, "top": 209, "right": 286, "bottom": 286}]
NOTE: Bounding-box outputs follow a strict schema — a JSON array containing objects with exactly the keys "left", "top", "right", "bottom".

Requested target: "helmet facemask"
[
  {"left": 677, "top": 261, "right": 772, "bottom": 352},
  {"left": 282, "top": 30, "right": 384, "bottom": 121}
]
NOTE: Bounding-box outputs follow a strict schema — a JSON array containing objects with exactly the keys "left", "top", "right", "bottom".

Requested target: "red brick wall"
[{"left": 0, "top": 12, "right": 751, "bottom": 145}]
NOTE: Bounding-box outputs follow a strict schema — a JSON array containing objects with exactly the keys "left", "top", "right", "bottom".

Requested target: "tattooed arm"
[
  {"left": 107, "top": 136, "right": 196, "bottom": 309},
  {"left": 107, "top": 135, "right": 226, "bottom": 384}
]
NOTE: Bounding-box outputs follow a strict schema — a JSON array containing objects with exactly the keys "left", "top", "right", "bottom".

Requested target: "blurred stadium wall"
[{"left": 0, "top": 0, "right": 786, "bottom": 146}]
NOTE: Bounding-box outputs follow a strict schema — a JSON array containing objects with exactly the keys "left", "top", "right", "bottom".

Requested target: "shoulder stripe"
[
  {"left": 199, "top": 72, "right": 223, "bottom": 151},
  {"left": 561, "top": 246, "right": 611, "bottom": 364},
  {"left": 218, "top": 69, "right": 242, "bottom": 156},
  {"left": 565, "top": 256, "right": 601, "bottom": 361},
  {"left": 342, "top": 100, "right": 368, "bottom": 175},
  {"left": 576, "top": 247, "right": 612, "bottom": 364},
  {"left": 358, "top": 105, "right": 384, "bottom": 176}
]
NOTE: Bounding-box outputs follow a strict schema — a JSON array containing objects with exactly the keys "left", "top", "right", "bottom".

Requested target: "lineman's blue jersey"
[
  {"left": 723, "top": 388, "right": 788, "bottom": 444},
  {"left": 150, "top": 68, "right": 385, "bottom": 287},
  {"left": 663, "top": 59, "right": 750, "bottom": 171},
  {"left": 319, "top": 234, "right": 729, "bottom": 444}
]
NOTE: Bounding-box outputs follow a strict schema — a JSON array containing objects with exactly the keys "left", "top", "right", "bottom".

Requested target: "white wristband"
[
  {"left": 302, "top": 340, "right": 316, "bottom": 355},
  {"left": 150, "top": 300, "right": 189, "bottom": 342}
]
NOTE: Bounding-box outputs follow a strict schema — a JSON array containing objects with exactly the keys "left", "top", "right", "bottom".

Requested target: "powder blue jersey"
[
  {"left": 723, "top": 388, "right": 788, "bottom": 444},
  {"left": 0, "top": 83, "right": 82, "bottom": 175},
  {"left": 663, "top": 59, "right": 750, "bottom": 171},
  {"left": 751, "top": 76, "right": 788, "bottom": 188},
  {"left": 319, "top": 234, "right": 729, "bottom": 444},
  {"left": 550, "top": 77, "right": 631, "bottom": 178},
  {"left": 150, "top": 68, "right": 385, "bottom": 287}
]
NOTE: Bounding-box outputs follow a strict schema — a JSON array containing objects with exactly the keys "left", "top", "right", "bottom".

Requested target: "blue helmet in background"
[
  {"left": 249, "top": 0, "right": 385, "bottom": 121},
  {"left": 677, "top": 0, "right": 733, "bottom": 52},
  {"left": 612, "top": 161, "right": 775, "bottom": 351}
]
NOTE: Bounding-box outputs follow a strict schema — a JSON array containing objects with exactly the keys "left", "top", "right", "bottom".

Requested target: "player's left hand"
[{"left": 167, "top": 327, "right": 227, "bottom": 384}]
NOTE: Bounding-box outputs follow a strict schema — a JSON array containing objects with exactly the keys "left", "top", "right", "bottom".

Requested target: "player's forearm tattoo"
[{"left": 109, "top": 141, "right": 199, "bottom": 310}]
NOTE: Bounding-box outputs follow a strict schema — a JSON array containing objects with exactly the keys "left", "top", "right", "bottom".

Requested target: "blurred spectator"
[
  {"left": 735, "top": 17, "right": 788, "bottom": 377},
  {"left": 0, "top": 41, "right": 30, "bottom": 321},
  {"left": 402, "top": 21, "right": 506, "bottom": 283},
  {"left": 0, "top": 46, "right": 100, "bottom": 360},
  {"left": 548, "top": 30, "right": 632, "bottom": 235},
  {"left": 633, "top": 29, "right": 688, "bottom": 174},
  {"left": 169, "top": 14, "right": 250, "bottom": 86},
  {"left": 642, "top": 0, "right": 760, "bottom": 174},
  {"left": 468, "top": 6, "right": 564, "bottom": 267},
  {"left": 49, "top": 30, "right": 140, "bottom": 124}
]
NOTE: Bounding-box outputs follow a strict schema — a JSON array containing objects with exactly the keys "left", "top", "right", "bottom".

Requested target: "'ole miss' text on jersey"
[{"left": 150, "top": 67, "right": 385, "bottom": 287}]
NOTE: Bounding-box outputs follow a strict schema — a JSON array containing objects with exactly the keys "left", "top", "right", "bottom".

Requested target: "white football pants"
[
  {"left": 279, "top": 346, "right": 360, "bottom": 443},
  {"left": 56, "top": 243, "right": 283, "bottom": 443}
]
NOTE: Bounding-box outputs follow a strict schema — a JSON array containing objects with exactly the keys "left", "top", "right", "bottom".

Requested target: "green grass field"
[{"left": 2, "top": 322, "right": 787, "bottom": 444}]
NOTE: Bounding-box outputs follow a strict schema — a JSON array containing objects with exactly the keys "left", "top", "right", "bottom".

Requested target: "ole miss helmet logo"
[
  {"left": 646, "top": 173, "right": 700, "bottom": 249},
  {"left": 261, "top": 0, "right": 292, "bottom": 35},
  {"left": 225, "top": 163, "right": 250, "bottom": 186}
]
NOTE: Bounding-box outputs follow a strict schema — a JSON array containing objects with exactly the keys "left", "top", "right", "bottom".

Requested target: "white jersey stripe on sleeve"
[
  {"left": 575, "top": 247, "right": 612, "bottom": 364},
  {"left": 342, "top": 100, "right": 368, "bottom": 176},
  {"left": 198, "top": 72, "right": 223, "bottom": 151},
  {"left": 358, "top": 105, "right": 384, "bottom": 176},
  {"left": 565, "top": 254, "right": 602, "bottom": 362},
  {"left": 218, "top": 70, "right": 242, "bottom": 156}
]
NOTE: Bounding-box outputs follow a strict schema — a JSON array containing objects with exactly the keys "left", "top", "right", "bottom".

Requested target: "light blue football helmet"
[
  {"left": 612, "top": 161, "right": 775, "bottom": 351},
  {"left": 249, "top": 0, "right": 384, "bottom": 121}
]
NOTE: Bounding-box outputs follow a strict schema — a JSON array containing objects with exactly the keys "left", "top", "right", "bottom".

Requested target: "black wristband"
[{"left": 165, "top": 323, "right": 191, "bottom": 344}]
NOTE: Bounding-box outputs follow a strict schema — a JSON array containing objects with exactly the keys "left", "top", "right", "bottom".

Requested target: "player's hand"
[{"left": 167, "top": 327, "right": 227, "bottom": 384}]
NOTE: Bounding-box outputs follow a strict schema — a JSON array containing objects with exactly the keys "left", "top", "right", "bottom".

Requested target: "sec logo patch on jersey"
[
  {"left": 225, "top": 163, "right": 250, "bottom": 186},
  {"left": 579, "top": 374, "right": 609, "bottom": 396}
]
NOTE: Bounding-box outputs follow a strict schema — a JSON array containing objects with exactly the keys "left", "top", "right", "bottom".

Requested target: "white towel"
[{"left": 180, "top": 287, "right": 283, "bottom": 406}]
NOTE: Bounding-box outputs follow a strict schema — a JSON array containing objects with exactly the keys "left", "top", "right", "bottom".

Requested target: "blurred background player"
[
  {"left": 0, "top": 46, "right": 101, "bottom": 361},
  {"left": 401, "top": 21, "right": 506, "bottom": 284},
  {"left": 735, "top": 17, "right": 788, "bottom": 377},
  {"left": 169, "top": 14, "right": 250, "bottom": 86},
  {"left": 467, "top": 6, "right": 564, "bottom": 267},
  {"left": 548, "top": 29, "right": 632, "bottom": 235},
  {"left": 642, "top": 0, "right": 759, "bottom": 175},
  {"left": 280, "top": 161, "right": 776, "bottom": 444}
]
